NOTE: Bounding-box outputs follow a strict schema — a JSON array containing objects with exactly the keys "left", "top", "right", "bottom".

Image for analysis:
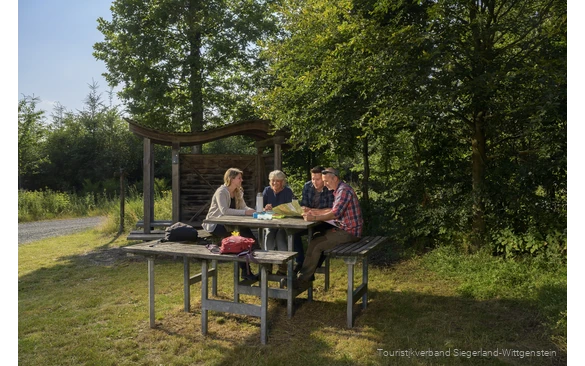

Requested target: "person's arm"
[
  {"left": 303, "top": 184, "right": 349, "bottom": 222},
  {"left": 302, "top": 208, "right": 335, "bottom": 222}
]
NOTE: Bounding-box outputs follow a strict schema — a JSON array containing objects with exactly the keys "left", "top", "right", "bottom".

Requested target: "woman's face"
[
  {"left": 231, "top": 173, "right": 243, "bottom": 187},
  {"left": 270, "top": 177, "right": 284, "bottom": 193}
]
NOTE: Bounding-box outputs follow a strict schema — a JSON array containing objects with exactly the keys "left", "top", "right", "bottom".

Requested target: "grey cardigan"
[{"left": 202, "top": 185, "right": 253, "bottom": 233}]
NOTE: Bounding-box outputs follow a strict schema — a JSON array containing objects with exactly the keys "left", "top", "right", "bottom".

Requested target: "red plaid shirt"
[{"left": 331, "top": 182, "right": 363, "bottom": 237}]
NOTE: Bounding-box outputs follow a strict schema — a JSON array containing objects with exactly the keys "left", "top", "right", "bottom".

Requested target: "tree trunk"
[
  {"left": 362, "top": 136, "right": 370, "bottom": 204},
  {"left": 471, "top": 113, "right": 487, "bottom": 251},
  {"left": 188, "top": 0, "right": 203, "bottom": 154}
]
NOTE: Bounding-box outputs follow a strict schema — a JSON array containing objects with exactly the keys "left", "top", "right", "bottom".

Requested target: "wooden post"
[
  {"left": 274, "top": 143, "right": 282, "bottom": 171},
  {"left": 255, "top": 147, "right": 264, "bottom": 194},
  {"left": 143, "top": 138, "right": 154, "bottom": 234},
  {"left": 119, "top": 168, "right": 125, "bottom": 234},
  {"left": 172, "top": 142, "right": 181, "bottom": 223}
]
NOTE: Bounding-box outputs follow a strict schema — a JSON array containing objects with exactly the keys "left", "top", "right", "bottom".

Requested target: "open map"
[{"left": 272, "top": 200, "right": 303, "bottom": 217}]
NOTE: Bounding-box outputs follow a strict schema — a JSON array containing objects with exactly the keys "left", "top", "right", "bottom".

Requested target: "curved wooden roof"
[{"left": 126, "top": 118, "right": 278, "bottom": 146}]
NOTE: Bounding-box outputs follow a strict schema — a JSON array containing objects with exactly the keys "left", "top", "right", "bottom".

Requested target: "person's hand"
[
  {"left": 264, "top": 204, "right": 273, "bottom": 211},
  {"left": 245, "top": 209, "right": 255, "bottom": 216},
  {"left": 302, "top": 206, "right": 310, "bottom": 212},
  {"left": 302, "top": 211, "right": 314, "bottom": 221}
]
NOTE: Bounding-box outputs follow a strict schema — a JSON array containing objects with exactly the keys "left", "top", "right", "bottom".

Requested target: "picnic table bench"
[
  {"left": 316, "top": 236, "right": 388, "bottom": 327},
  {"left": 123, "top": 240, "right": 309, "bottom": 345}
]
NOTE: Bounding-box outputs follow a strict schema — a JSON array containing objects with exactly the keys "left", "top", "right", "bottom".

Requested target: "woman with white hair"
[{"left": 262, "top": 170, "right": 296, "bottom": 274}]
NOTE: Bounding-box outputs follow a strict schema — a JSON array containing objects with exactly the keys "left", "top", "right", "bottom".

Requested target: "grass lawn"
[{"left": 18, "top": 230, "right": 566, "bottom": 365}]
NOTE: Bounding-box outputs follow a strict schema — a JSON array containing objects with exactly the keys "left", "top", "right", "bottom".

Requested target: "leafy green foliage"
[
  {"left": 18, "top": 189, "right": 114, "bottom": 222},
  {"left": 18, "top": 96, "right": 48, "bottom": 185},
  {"left": 258, "top": 0, "right": 566, "bottom": 253},
  {"left": 19, "top": 0, "right": 565, "bottom": 259},
  {"left": 93, "top": 0, "right": 279, "bottom": 131},
  {"left": 202, "top": 135, "right": 257, "bottom": 155},
  {"left": 492, "top": 228, "right": 567, "bottom": 259}
]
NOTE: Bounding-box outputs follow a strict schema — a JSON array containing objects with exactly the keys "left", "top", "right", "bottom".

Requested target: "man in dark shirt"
[{"left": 293, "top": 166, "right": 335, "bottom": 272}]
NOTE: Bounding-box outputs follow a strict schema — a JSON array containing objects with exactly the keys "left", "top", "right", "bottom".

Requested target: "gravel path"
[{"left": 18, "top": 216, "right": 108, "bottom": 245}]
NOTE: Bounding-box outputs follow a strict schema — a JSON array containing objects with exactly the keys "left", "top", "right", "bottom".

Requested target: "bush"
[
  {"left": 19, "top": 189, "right": 74, "bottom": 221},
  {"left": 491, "top": 228, "right": 567, "bottom": 259}
]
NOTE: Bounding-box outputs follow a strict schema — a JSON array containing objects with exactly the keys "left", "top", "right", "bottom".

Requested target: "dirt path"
[{"left": 18, "top": 216, "right": 107, "bottom": 245}]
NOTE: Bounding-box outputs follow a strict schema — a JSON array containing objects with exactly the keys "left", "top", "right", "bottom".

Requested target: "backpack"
[
  {"left": 219, "top": 235, "right": 255, "bottom": 254},
  {"left": 161, "top": 222, "right": 199, "bottom": 242}
]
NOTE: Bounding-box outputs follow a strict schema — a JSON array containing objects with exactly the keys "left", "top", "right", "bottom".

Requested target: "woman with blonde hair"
[{"left": 203, "top": 167, "right": 259, "bottom": 280}]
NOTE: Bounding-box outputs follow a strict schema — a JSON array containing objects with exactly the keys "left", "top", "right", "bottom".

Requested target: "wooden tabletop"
[
  {"left": 203, "top": 215, "right": 318, "bottom": 230},
  {"left": 123, "top": 241, "right": 297, "bottom": 264}
]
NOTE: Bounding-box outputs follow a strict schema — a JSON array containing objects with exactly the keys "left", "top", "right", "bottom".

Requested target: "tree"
[
  {"left": 93, "top": 0, "right": 279, "bottom": 141},
  {"left": 36, "top": 83, "right": 145, "bottom": 193},
  {"left": 419, "top": 0, "right": 566, "bottom": 249},
  {"left": 257, "top": 0, "right": 395, "bottom": 201},
  {"left": 18, "top": 95, "right": 48, "bottom": 188},
  {"left": 258, "top": 0, "right": 566, "bottom": 250}
]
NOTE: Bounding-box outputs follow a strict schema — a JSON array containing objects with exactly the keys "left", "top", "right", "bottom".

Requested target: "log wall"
[{"left": 179, "top": 154, "right": 275, "bottom": 223}]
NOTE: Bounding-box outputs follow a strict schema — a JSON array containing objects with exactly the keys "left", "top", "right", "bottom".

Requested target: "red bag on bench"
[{"left": 220, "top": 236, "right": 255, "bottom": 254}]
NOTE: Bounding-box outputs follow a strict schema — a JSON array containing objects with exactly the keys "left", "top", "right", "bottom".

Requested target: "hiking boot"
[
  {"left": 280, "top": 274, "right": 314, "bottom": 289},
  {"left": 240, "top": 263, "right": 259, "bottom": 282},
  {"left": 241, "top": 271, "right": 259, "bottom": 282},
  {"left": 293, "top": 277, "right": 312, "bottom": 289},
  {"left": 280, "top": 277, "right": 302, "bottom": 289},
  {"left": 296, "top": 272, "right": 315, "bottom": 282}
]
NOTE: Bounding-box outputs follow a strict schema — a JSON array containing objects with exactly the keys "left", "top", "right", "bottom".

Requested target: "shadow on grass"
[{"left": 19, "top": 240, "right": 566, "bottom": 366}]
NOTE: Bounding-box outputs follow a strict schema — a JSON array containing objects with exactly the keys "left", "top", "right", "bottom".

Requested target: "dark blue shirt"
[
  {"left": 300, "top": 181, "right": 334, "bottom": 209},
  {"left": 262, "top": 186, "right": 295, "bottom": 208}
]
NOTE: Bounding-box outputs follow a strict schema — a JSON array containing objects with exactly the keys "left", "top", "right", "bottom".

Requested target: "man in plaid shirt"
[{"left": 294, "top": 167, "right": 363, "bottom": 286}]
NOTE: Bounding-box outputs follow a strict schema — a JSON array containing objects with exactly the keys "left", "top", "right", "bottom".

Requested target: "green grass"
[{"left": 19, "top": 230, "right": 566, "bottom": 365}]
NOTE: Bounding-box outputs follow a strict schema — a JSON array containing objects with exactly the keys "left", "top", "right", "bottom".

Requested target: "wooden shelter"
[{"left": 126, "top": 118, "right": 287, "bottom": 241}]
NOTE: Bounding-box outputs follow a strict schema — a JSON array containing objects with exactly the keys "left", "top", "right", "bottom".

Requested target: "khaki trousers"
[{"left": 297, "top": 228, "right": 359, "bottom": 281}]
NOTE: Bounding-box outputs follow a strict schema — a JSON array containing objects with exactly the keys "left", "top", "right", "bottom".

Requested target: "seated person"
[
  {"left": 295, "top": 165, "right": 335, "bottom": 272},
  {"left": 202, "top": 167, "right": 259, "bottom": 281},
  {"left": 262, "top": 170, "right": 295, "bottom": 274},
  {"left": 295, "top": 167, "right": 363, "bottom": 287}
]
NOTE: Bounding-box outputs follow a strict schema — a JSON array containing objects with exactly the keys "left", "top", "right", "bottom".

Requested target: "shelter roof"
[{"left": 126, "top": 118, "right": 283, "bottom": 146}]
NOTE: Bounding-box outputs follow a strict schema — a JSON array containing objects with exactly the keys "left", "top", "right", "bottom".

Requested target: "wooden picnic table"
[
  {"left": 123, "top": 240, "right": 309, "bottom": 344},
  {"left": 203, "top": 215, "right": 319, "bottom": 299},
  {"left": 203, "top": 215, "right": 318, "bottom": 251}
]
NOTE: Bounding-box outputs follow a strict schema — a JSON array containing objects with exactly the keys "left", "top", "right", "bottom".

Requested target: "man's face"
[
  {"left": 311, "top": 173, "right": 324, "bottom": 190},
  {"left": 322, "top": 173, "right": 336, "bottom": 190}
]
